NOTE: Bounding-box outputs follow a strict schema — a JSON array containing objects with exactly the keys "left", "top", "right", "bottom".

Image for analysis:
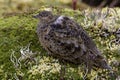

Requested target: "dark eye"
[{"left": 39, "top": 13, "right": 42, "bottom": 16}]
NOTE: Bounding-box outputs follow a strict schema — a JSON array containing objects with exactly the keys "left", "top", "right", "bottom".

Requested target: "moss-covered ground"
[{"left": 0, "top": 6, "right": 120, "bottom": 79}]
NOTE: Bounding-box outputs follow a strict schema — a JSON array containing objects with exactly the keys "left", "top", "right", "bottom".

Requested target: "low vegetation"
[{"left": 0, "top": 6, "right": 120, "bottom": 79}]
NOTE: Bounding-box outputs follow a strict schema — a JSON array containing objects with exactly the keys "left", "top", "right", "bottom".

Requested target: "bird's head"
[{"left": 33, "top": 11, "right": 53, "bottom": 23}]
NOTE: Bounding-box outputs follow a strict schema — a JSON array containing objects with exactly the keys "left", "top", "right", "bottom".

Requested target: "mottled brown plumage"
[{"left": 34, "top": 11, "right": 111, "bottom": 78}]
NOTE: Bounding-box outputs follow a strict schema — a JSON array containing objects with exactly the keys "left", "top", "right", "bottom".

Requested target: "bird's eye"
[{"left": 39, "top": 13, "right": 42, "bottom": 16}]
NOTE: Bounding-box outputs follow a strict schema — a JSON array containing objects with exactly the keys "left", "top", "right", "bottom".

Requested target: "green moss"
[{"left": 0, "top": 7, "right": 120, "bottom": 79}]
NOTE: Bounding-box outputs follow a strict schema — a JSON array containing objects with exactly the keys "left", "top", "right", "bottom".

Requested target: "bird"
[
  {"left": 33, "top": 11, "right": 112, "bottom": 79},
  {"left": 81, "top": 0, "right": 120, "bottom": 8},
  {"left": 72, "top": 0, "right": 120, "bottom": 9}
]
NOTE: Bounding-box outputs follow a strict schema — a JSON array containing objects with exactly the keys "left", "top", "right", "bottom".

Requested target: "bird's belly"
[
  {"left": 42, "top": 38, "right": 73, "bottom": 56},
  {"left": 39, "top": 35, "right": 84, "bottom": 64}
]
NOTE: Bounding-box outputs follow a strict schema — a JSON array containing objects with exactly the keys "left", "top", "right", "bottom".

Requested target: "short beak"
[{"left": 32, "top": 14, "right": 39, "bottom": 18}]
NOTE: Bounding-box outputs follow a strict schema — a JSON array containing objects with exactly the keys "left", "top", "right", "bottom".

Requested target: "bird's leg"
[{"left": 60, "top": 64, "right": 66, "bottom": 80}]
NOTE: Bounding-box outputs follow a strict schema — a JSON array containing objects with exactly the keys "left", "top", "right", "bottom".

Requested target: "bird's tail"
[{"left": 93, "top": 55, "right": 112, "bottom": 70}]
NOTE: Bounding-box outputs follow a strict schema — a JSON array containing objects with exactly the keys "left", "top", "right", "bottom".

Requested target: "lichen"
[{"left": 0, "top": 7, "right": 120, "bottom": 79}]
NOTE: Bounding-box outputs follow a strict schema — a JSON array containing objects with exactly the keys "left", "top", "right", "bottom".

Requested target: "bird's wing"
[
  {"left": 77, "top": 23, "right": 102, "bottom": 55},
  {"left": 51, "top": 16, "right": 101, "bottom": 55},
  {"left": 44, "top": 16, "right": 86, "bottom": 59}
]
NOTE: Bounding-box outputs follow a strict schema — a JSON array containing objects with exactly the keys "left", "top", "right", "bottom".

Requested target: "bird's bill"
[{"left": 33, "top": 14, "right": 40, "bottom": 18}]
